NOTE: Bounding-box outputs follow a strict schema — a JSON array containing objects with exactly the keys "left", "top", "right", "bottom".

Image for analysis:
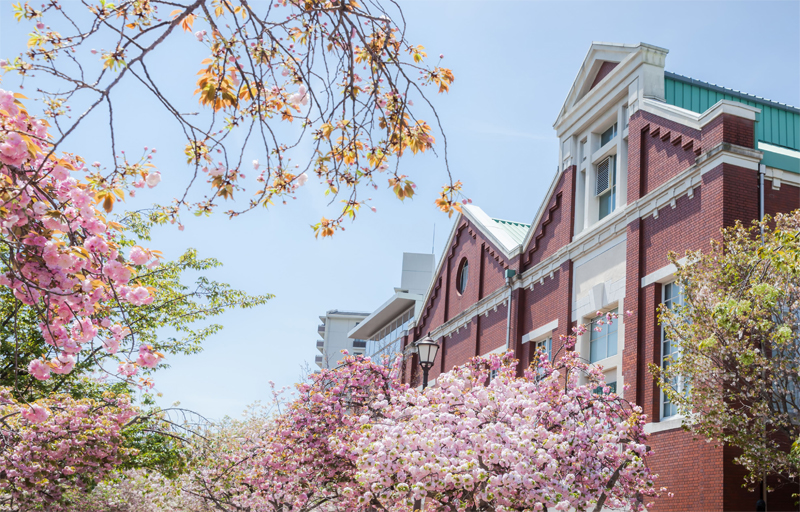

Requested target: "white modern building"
[
  {"left": 315, "top": 310, "right": 369, "bottom": 369},
  {"left": 348, "top": 253, "right": 435, "bottom": 363}
]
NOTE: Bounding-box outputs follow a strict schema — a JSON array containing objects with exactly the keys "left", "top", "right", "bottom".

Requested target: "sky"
[{"left": 1, "top": 1, "right": 798, "bottom": 420}]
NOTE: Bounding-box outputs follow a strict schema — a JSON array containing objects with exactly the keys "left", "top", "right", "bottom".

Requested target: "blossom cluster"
[
  {"left": 187, "top": 341, "right": 661, "bottom": 511},
  {"left": 0, "top": 387, "right": 136, "bottom": 510},
  {"left": 0, "top": 89, "right": 163, "bottom": 381}
]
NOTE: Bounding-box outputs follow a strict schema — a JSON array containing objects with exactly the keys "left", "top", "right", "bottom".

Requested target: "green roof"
[
  {"left": 492, "top": 218, "right": 530, "bottom": 246},
  {"left": 664, "top": 72, "right": 800, "bottom": 174}
]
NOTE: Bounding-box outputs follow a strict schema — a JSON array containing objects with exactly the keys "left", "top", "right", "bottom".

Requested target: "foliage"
[
  {"left": 652, "top": 210, "right": 800, "bottom": 490},
  {"left": 0, "top": 387, "right": 136, "bottom": 511},
  {"left": 175, "top": 340, "right": 662, "bottom": 512},
  {"left": 0, "top": 87, "right": 270, "bottom": 505},
  {"left": 3, "top": 0, "right": 463, "bottom": 237}
]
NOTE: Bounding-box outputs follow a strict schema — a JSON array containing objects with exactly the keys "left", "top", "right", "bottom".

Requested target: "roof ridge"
[
  {"left": 491, "top": 217, "right": 531, "bottom": 227},
  {"left": 665, "top": 71, "right": 799, "bottom": 113}
]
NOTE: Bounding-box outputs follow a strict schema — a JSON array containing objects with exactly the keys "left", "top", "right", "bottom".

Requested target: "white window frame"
[
  {"left": 660, "top": 280, "right": 686, "bottom": 421},
  {"left": 589, "top": 307, "right": 619, "bottom": 363},
  {"left": 534, "top": 336, "right": 552, "bottom": 362}
]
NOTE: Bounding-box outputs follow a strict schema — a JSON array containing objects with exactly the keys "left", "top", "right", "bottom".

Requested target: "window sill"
[{"left": 644, "top": 415, "right": 684, "bottom": 434}]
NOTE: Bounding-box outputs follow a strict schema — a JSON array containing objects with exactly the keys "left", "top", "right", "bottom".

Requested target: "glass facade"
[
  {"left": 366, "top": 307, "right": 414, "bottom": 362},
  {"left": 590, "top": 308, "right": 619, "bottom": 363}
]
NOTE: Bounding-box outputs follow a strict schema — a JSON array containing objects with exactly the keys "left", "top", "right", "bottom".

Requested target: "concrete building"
[
  {"left": 393, "top": 42, "right": 799, "bottom": 511},
  {"left": 315, "top": 310, "right": 369, "bottom": 369},
  {"left": 348, "top": 253, "right": 435, "bottom": 363}
]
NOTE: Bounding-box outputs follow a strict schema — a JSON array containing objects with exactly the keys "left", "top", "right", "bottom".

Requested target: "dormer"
[{"left": 555, "top": 42, "right": 669, "bottom": 237}]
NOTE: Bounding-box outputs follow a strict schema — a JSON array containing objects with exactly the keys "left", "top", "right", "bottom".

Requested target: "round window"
[{"left": 456, "top": 258, "right": 469, "bottom": 294}]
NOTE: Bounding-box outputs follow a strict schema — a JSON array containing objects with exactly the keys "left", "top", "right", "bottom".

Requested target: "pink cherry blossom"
[
  {"left": 118, "top": 361, "right": 138, "bottom": 377},
  {"left": 145, "top": 170, "right": 161, "bottom": 188},
  {"left": 28, "top": 359, "right": 51, "bottom": 381},
  {"left": 21, "top": 403, "right": 50, "bottom": 423},
  {"left": 129, "top": 246, "right": 150, "bottom": 265}
]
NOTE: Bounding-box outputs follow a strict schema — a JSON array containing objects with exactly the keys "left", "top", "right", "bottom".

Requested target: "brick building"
[{"left": 398, "top": 42, "right": 800, "bottom": 511}]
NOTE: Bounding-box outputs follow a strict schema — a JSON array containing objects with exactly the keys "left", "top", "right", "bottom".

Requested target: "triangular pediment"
[{"left": 555, "top": 42, "right": 668, "bottom": 129}]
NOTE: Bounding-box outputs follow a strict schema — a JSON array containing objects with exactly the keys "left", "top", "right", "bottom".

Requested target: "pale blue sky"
[{"left": 1, "top": 1, "right": 798, "bottom": 419}]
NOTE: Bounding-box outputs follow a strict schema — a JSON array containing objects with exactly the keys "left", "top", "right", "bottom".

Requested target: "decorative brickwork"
[{"left": 523, "top": 167, "right": 576, "bottom": 269}]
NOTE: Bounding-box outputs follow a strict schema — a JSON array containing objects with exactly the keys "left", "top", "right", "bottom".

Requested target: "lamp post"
[
  {"left": 415, "top": 333, "right": 439, "bottom": 389},
  {"left": 414, "top": 334, "right": 439, "bottom": 512}
]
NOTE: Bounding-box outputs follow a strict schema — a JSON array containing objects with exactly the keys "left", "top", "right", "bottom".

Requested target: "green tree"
[{"left": 652, "top": 210, "right": 800, "bottom": 492}]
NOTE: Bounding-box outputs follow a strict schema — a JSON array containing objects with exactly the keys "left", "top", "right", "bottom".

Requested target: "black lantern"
[{"left": 415, "top": 333, "right": 439, "bottom": 389}]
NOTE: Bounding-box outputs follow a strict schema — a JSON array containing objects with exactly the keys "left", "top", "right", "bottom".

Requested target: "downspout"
[
  {"left": 504, "top": 269, "right": 516, "bottom": 351},
  {"left": 758, "top": 163, "right": 767, "bottom": 509},
  {"left": 759, "top": 163, "right": 766, "bottom": 240}
]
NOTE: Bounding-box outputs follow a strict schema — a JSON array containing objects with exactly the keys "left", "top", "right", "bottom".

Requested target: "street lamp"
[
  {"left": 414, "top": 333, "right": 439, "bottom": 512},
  {"left": 415, "top": 333, "right": 439, "bottom": 389}
]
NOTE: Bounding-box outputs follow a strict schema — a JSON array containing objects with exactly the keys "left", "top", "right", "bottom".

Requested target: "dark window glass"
[{"left": 457, "top": 259, "right": 469, "bottom": 294}]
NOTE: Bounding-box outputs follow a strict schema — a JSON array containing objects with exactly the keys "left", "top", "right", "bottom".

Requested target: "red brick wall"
[
  {"left": 523, "top": 167, "right": 576, "bottom": 269},
  {"left": 416, "top": 219, "right": 515, "bottom": 341},
  {"left": 702, "top": 113, "right": 756, "bottom": 151},
  {"left": 590, "top": 61, "right": 618, "bottom": 90},
  {"left": 628, "top": 110, "right": 702, "bottom": 200},
  {"left": 515, "top": 260, "right": 573, "bottom": 368},
  {"left": 647, "top": 429, "right": 725, "bottom": 511},
  {"left": 765, "top": 181, "right": 800, "bottom": 217}
]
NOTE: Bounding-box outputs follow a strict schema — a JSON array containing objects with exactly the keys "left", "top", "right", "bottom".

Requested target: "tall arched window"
[{"left": 456, "top": 258, "right": 469, "bottom": 294}]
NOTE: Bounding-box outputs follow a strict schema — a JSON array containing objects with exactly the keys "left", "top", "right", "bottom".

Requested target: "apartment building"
[
  {"left": 348, "top": 252, "right": 435, "bottom": 363},
  {"left": 315, "top": 310, "right": 369, "bottom": 369}
]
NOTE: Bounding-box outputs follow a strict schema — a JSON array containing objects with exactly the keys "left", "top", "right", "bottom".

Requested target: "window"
[
  {"left": 600, "top": 123, "right": 617, "bottom": 146},
  {"left": 596, "top": 155, "right": 616, "bottom": 220},
  {"left": 456, "top": 258, "right": 469, "bottom": 294},
  {"left": 594, "top": 381, "right": 617, "bottom": 395},
  {"left": 662, "top": 281, "right": 685, "bottom": 419},
  {"left": 535, "top": 337, "right": 552, "bottom": 361},
  {"left": 590, "top": 308, "right": 618, "bottom": 363}
]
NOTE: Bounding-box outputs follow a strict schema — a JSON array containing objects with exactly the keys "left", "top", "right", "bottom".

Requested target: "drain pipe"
[
  {"left": 504, "top": 269, "right": 516, "bottom": 351},
  {"left": 758, "top": 163, "right": 767, "bottom": 510},
  {"left": 759, "top": 164, "right": 766, "bottom": 240}
]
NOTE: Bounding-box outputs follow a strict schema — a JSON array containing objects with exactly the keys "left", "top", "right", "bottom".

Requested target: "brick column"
[{"left": 623, "top": 218, "right": 642, "bottom": 406}]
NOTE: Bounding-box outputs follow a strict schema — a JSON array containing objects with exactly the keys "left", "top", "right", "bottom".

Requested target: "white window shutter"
[{"left": 595, "top": 157, "right": 610, "bottom": 196}]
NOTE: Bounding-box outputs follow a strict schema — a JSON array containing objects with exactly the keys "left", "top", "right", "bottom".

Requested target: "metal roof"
[
  {"left": 665, "top": 71, "right": 800, "bottom": 172},
  {"left": 665, "top": 71, "right": 799, "bottom": 113},
  {"left": 491, "top": 218, "right": 531, "bottom": 246}
]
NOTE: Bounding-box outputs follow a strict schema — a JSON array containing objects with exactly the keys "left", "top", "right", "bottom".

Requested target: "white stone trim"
[
  {"left": 640, "top": 257, "right": 689, "bottom": 288},
  {"left": 521, "top": 319, "right": 559, "bottom": 344},
  {"left": 698, "top": 99, "right": 760, "bottom": 125},
  {"left": 759, "top": 141, "right": 800, "bottom": 159},
  {"left": 640, "top": 98, "right": 702, "bottom": 129},
  {"left": 698, "top": 143, "right": 761, "bottom": 174},
  {"left": 573, "top": 233, "right": 627, "bottom": 269},
  {"left": 464, "top": 204, "right": 520, "bottom": 254},
  {"left": 639, "top": 98, "right": 761, "bottom": 133},
  {"left": 764, "top": 165, "right": 800, "bottom": 190},
  {"left": 644, "top": 416, "right": 684, "bottom": 434}
]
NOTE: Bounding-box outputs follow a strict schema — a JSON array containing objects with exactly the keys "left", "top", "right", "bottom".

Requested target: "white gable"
[{"left": 554, "top": 42, "right": 669, "bottom": 136}]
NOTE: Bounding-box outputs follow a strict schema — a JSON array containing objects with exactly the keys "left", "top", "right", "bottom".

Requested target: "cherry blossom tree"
[
  {"left": 177, "top": 339, "right": 662, "bottom": 512},
  {"left": 653, "top": 210, "right": 800, "bottom": 493},
  {"left": 2, "top": 0, "right": 462, "bottom": 237},
  {"left": 0, "top": 387, "right": 137, "bottom": 511},
  {"left": 0, "top": 87, "right": 271, "bottom": 506}
]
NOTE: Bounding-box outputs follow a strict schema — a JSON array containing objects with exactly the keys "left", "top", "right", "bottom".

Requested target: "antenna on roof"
[{"left": 432, "top": 224, "right": 435, "bottom": 254}]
